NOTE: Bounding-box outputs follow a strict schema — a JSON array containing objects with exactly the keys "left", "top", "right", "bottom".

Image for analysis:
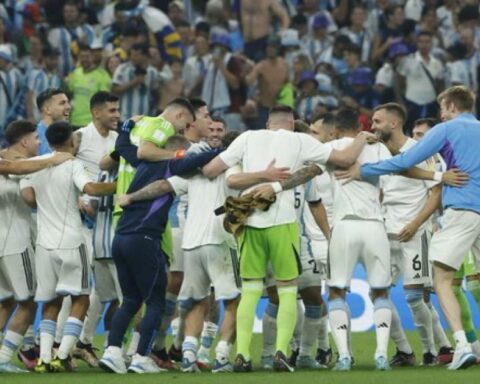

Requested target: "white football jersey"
[
  {"left": 303, "top": 173, "right": 333, "bottom": 241},
  {"left": 219, "top": 129, "right": 332, "bottom": 228}
]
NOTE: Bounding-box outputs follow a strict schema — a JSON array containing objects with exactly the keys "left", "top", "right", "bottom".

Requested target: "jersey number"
[
  {"left": 412, "top": 255, "right": 422, "bottom": 271},
  {"left": 308, "top": 259, "right": 320, "bottom": 274},
  {"left": 294, "top": 191, "right": 301, "bottom": 209}
]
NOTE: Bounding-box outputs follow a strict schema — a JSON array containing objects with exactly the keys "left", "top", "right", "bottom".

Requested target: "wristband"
[
  {"left": 271, "top": 182, "right": 283, "bottom": 193},
  {"left": 174, "top": 149, "right": 186, "bottom": 159},
  {"left": 433, "top": 171, "right": 443, "bottom": 182}
]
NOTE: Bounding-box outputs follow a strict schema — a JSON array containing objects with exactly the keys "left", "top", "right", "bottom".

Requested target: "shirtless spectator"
[
  {"left": 240, "top": 0, "right": 289, "bottom": 62},
  {"left": 246, "top": 35, "right": 289, "bottom": 128}
]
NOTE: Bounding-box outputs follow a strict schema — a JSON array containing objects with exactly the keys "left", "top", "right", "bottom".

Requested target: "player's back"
[
  {"left": 328, "top": 138, "right": 391, "bottom": 225},
  {"left": 22, "top": 157, "right": 89, "bottom": 249}
]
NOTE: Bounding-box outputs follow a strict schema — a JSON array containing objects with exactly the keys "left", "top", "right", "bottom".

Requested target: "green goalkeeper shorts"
[
  {"left": 238, "top": 223, "right": 301, "bottom": 281},
  {"left": 454, "top": 251, "right": 477, "bottom": 279}
]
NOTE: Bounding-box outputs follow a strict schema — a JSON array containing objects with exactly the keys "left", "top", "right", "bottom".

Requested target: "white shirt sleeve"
[
  {"left": 225, "top": 164, "right": 242, "bottom": 179},
  {"left": 219, "top": 131, "right": 249, "bottom": 168},
  {"left": 298, "top": 133, "right": 333, "bottom": 168},
  {"left": 19, "top": 175, "right": 34, "bottom": 190},
  {"left": 305, "top": 177, "right": 323, "bottom": 203},
  {"left": 167, "top": 176, "right": 188, "bottom": 196},
  {"left": 72, "top": 160, "right": 92, "bottom": 192}
]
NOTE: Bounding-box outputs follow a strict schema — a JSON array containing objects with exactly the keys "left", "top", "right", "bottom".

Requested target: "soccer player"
[
  {"left": 371, "top": 103, "right": 443, "bottom": 366},
  {"left": 337, "top": 85, "right": 479, "bottom": 370},
  {"left": 36, "top": 88, "right": 71, "bottom": 155},
  {"left": 19, "top": 122, "right": 116, "bottom": 373},
  {"left": 202, "top": 105, "right": 376, "bottom": 372},
  {"left": 98, "top": 136, "right": 220, "bottom": 374},
  {"left": 0, "top": 121, "right": 41, "bottom": 373},
  {"left": 73, "top": 92, "right": 121, "bottom": 367}
]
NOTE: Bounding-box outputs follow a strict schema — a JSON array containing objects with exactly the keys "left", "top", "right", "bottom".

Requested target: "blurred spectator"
[
  {"left": 176, "top": 19, "right": 194, "bottom": 59},
  {"left": 394, "top": 31, "right": 445, "bottom": 133},
  {"left": 339, "top": 5, "right": 373, "bottom": 63},
  {"left": 183, "top": 35, "right": 211, "bottom": 98},
  {"left": 296, "top": 70, "right": 323, "bottom": 123},
  {"left": 240, "top": 0, "right": 289, "bottom": 62},
  {"left": 343, "top": 66, "right": 379, "bottom": 119},
  {"left": 158, "top": 58, "right": 185, "bottom": 111},
  {"left": 67, "top": 44, "right": 111, "bottom": 127},
  {"left": 48, "top": 1, "right": 95, "bottom": 77},
  {"left": 112, "top": 43, "right": 159, "bottom": 121},
  {"left": 301, "top": 13, "right": 333, "bottom": 64},
  {"left": 105, "top": 54, "right": 122, "bottom": 78},
  {"left": 0, "top": 16, "right": 17, "bottom": 62},
  {"left": 318, "top": 34, "right": 351, "bottom": 79},
  {"left": 202, "top": 33, "right": 247, "bottom": 130},
  {"left": 372, "top": 5, "right": 404, "bottom": 63},
  {"left": 25, "top": 46, "right": 62, "bottom": 123},
  {"left": 19, "top": 34, "right": 44, "bottom": 73},
  {"left": 168, "top": 0, "right": 186, "bottom": 27},
  {"left": 292, "top": 53, "right": 313, "bottom": 85},
  {"left": 375, "top": 42, "right": 409, "bottom": 104},
  {"left": 246, "top": 35, "right": 289, "bottom": 129},
  {"left": 0, "top": 46, "right": 23, "bottom": 133},
  {"left": 437, "top": 0, "right": 459, "bottom": 49}
]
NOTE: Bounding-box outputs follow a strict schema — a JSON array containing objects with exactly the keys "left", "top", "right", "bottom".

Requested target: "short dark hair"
[
  {"left": 211, "top": 115, "right": 227, "bottom": 129},
  {"left": 417, "top": 31, "right": 433, "bottom": 39},
  {"left": 5, "top": 120, "right": 36, "bottom": 145},
  {"left": 222, "top": 131, "right": 240, "bottom": 148},
  {"left": 90, "top": 91, "right": 119, "bottom": 110},
  {"left": 269, "top": 105, "right": 294, "bottom": 116},
  {"left": 131, "top": 43, "right": 149, "bottom": 56},
  {"left": 312, "top": 112, "right": 336, "bottom": 126},
  {"left": 189, "top": 98, "right": 207, "bottom": 114},
  {"left": 36, "top": 88, "right": 66, "bottom": 111},
  {"left": 344, "top": 43, "right": 361, "bottom": 57},
  {"left": 165, "top": 134, "right": 190, "bottom": 150},
  {"left": 294, "top": 119, "right": 309, "bottom": 133},
  {"left": 46, "top": 122, "right": 73, "bottom": 147},
  {"left": 374, "top": 103, "right": 407, "bottom": 124},
  {"left": 335, "top": 108, "right": 360, "bottom": 132},
  {"left": 167, "top": 97, "right": 196, "bottom": 121},
  {"left": 414, "top": 118, "right": 437, "bottom": 129}
]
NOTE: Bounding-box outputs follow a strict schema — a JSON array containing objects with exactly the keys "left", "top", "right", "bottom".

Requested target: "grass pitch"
[{"left": 2, "top": 332, "right": 479, "bottom": 384}]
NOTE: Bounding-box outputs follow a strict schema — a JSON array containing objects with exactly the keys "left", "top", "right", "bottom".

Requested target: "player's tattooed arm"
[
  {"left": 118, "top": 180, "right": 173, "bottom": 206},
  {"left": 280, "top": 163, "right": 323, "bottom": 191}
]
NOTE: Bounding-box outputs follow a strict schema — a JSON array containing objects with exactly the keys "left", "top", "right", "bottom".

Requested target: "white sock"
[
  {"left": 428, "top": 302, "right": 452, "bottom": 348},
  {"left": 262, "top": 302, "right": 277, "bottom": 357},
  {"left": 39, "top": 320, "right": 57, "bottom": 363},
  {"left": 345, "top": 301, "right": 353, "bottom": 356},
  {"left": 328, "top": 298, "right": 350, "bottom": 359},
  {"left": 103, "top": 331, "right": 109, "bottom": 350},
  {"left": 58, "top": 317, "right": 83, "bottom": 359},
  {"left": 55, "top": 297, "right": 71, "bottom": 344},
  {"left": 0, "top": 330, "right": 24, "bottom": 363},
  {"left": 200, "top": 321, "right": 217, "bottom": 353},
  {"left": 215, "top": 340, "right": 231, "bottom": 363},
  {"left": 453, "top": 330, "right": 468, "bottom": 348},
  {"left": 390, "top": 301, "right": 413, "bottom": 354},
  {"left": 153, "top": 292, "right": 177, "bottom": 351},
  {"left": 182, "top": 336, "right": 198, "bottom": 363},
  {"left": 80, "top": 292, "right": 104, "bottom": 345},
  {"left": 290, "top": 300, "right": 304, "bottom": 352},
  {"left": 21, "top": 325, "right": 35, "bottom": 351},
  {"left": 126, "top": 331, "right": 140, "bottom": 356},
  {"left": 318, "top": 311, "right": 330, "bottom": 351},
  {"left": 373, "top": 298, "right": 392, "bottom": 359},
  {"left": 300, "top": 305, "right": 322, "bottom": 357},
  {"left": 407, "top": 296, "right": 436, "bottom": 354}
]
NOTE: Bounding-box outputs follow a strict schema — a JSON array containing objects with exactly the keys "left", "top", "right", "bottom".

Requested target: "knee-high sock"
[
  {"left": 328, "top": 298, "right": 350, "bottom": 359},
  {"left": 405, "top": 288, "right": 435, "bottom": 354},
  {"left": 289, "top": 299, "right": 303, "bottom": 352},
  {"left": 21, "top": 325, "right": 35, "bottom": 351},
  {"left": 276, "top": 286, "right": 298, "bottom": 355},
  {"left": 452, "top": 285, "right": 477, "bottom": 343},
  {"left": 58, "top": 317, "right": 83, "bottom": 359},
  {"left": 80, "top": 291, "right": 104, "bottom": 345},
  {"left": 373, "top": 297, "right": 392, "bottom": 359},
  {"left": 236, "top": 281, "right": 263, "bottom": 360},
  {"left": 0, "top": 330, "right": 24, "bottom": 363},
  {"left": 153, "top": 292, "right": 177, "bottom": 351},
  {"left": 54, "top": 297, "right": 71, "bottom": 344},
  {"left": 389, "top": 300, "right": 413, "bottom": 354},
  {"left": 262, "top": 302, "right": 277, "bottom": 357},
  {"left": 39, "top": 320, "right": 56, "bottom": 363},
  {"left": 317, "top": 303, "right": 330, "bottom": 351},
  {"left": 427, "top": 301, "right": 452, "bottom": 348},
  {"left": 300, "top": 305, "right": 321, "bottom": 357},
  {"left": 173, "top": 300, "right": 191, "bottom": 350}
]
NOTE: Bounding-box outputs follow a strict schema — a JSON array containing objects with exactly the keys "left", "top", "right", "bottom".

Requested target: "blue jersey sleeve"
[
  {"left": 115, "top": 130, "right": 140, "bottom": 168},
  {"left": 169, "top": 150, "right": 222, "bottom": 176},
  {"left": 361, "top": 124, "right": 447, "bottom": 177}
]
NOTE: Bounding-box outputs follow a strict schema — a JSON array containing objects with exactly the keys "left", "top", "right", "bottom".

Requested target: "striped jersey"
[{"left": 0, "top": 67, "right": 24, "bottom": 131}]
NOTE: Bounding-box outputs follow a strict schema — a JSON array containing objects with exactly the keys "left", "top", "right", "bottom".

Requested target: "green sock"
[
  {"left": 236, "top": 280, "right": 263, "bottom": 360},
  {"left": 452, "top": 285, "right": 476, "bottom": 339},
  {"left": 466, "top": 279, "right": 480, "bottom": 311},
  {"left": 275, "top": 285, "right": 298, "bottom": 355}
]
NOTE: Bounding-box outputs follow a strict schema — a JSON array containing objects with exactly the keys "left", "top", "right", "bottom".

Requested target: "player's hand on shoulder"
[
  {"left": 334, "top": 162, "right": 362, "bottom": 183},
  {"left": 442, "top": 168, "right": 469, "bottom": 187},
  {"left": 357, "top": 131, "right": 378, "bottom": 144}
]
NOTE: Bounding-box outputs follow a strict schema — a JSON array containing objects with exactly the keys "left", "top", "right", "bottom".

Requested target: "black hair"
[
  {"left": 414, "top": 117, "right": 437, "bottom": 129},
  {"left": 211, "top": 115, "right": 227, "bottom": 128},
  {"left": 374, "top": 102, "right": 407, "bottom": 124},
  {"left": 312, "top": 112, "right": 336, "bottom": 126},
  {"left": 222, "top": 131, "right": 240, "bottom": 148},
  {"left": 36, "top": 88, "right": 67, "bottom": 111},
  {"left": 46, "top": 122, "right": 73, "bottom": 147},
  {"left": 131, "top": 43, "right": 149, "bottom": 56},
  {"left": 269, "top": 105, "right": 295, "bottom": 116},
  {"left": 344, "top": 43, "right": 361, "bottom": 57},
  {"left": 189, "top": 98, "right": 208, "bottom": 113},
  {"left": 195, "top": 21, "right": 211, "bottom": 35},
  {"left": 90, "top": 91, "right": 119, "bottom": 110},
  {"left": 458, "top": 5, "right": 479, "bottom": 24},
  {"left": 167, "top": 97, "right": 196, "bottom": 121},
  {"left": 165, "top": 134, "right": 190, "bottom": 150},
  {"left": 5, "top": 120, "right": 36, "bottom": 145},
  {"left": 291, "top": 13, "right": 308, "bottom": 26},
  {"left": 417, "top": 30, "right": 433, "bottom": 39},
  {"left": 335, "top": 108, "right": 360, "bottom": 131}
]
